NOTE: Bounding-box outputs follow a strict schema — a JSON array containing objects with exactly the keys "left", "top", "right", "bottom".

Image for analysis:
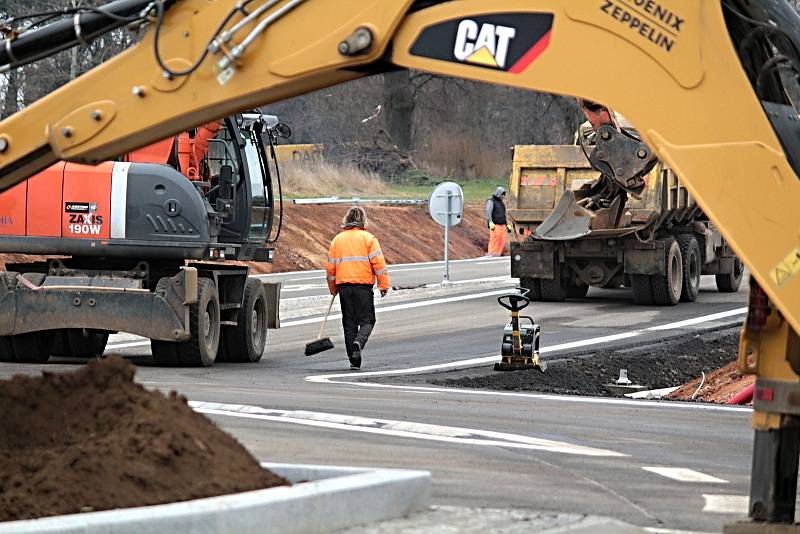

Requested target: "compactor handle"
[{"left": 497, "top": 292, "right": 530, "bottom": 312}]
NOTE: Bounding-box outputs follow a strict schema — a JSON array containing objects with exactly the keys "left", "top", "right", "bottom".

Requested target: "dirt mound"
[
  {"left": 425, "top": 328, "right": 740, "bottom": 397},
  {"left": 0, "top": 356, "right": 287, "bottom": 522},
  {"left": 667, "top": 359, "right": 754, "bottom": 403},
  {"left": 258, "top": 203, "right": 491, "bottom": 273}
]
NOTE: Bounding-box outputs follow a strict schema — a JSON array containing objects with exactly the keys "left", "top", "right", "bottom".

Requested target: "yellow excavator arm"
[{"left": 2, "top": 0, "right": 800, "bottom": 524}]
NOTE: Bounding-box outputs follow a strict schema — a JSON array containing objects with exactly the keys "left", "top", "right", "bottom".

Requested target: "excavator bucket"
[{"left": 533, "top": 190, "right": 592, "bottom": 240}]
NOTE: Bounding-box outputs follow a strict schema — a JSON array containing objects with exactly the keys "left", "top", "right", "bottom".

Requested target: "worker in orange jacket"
[{"left": 326, "top": 207, "right": 390, "bottom": 369}]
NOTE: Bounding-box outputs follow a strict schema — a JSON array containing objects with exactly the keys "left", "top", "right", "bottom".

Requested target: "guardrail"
[{"left": 291, "top": 197, "right": 426, "bottom": 206}]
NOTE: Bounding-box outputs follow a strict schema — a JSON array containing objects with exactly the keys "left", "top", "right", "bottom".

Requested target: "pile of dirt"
[
  {"left": 667, "top": 359, "right": 754, "bottom": 403},
  {"left": 426, "top": 328, "right": 740, "bottom": 397},
  {"left": 258, "top": 203, "right": 492, "bottom": 273},
  {"left": 0, "top": 356, "right": 288, "bottom": 522}
]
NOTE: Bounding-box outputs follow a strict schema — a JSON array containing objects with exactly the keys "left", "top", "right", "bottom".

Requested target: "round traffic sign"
[{"left": 429, "top": 182, "right": 464, "bottom": 227}]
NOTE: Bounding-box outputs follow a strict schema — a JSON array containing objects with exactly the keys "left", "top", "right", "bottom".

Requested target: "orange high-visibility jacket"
[{"left": 326, "top": 227, "right": 390, "bottom": 294}]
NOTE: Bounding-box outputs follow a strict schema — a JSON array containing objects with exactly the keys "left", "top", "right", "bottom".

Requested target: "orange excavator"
[{"left": 0, "top": 111, "right": 288, "bottom": 366}]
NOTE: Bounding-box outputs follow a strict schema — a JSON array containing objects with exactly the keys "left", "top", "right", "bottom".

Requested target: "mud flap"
[
  {"left": 533, "top": 190, "right": 592, "bottom": 240},
  {"left": 262, "top": 281, "right": 281, "bottom": 329}
]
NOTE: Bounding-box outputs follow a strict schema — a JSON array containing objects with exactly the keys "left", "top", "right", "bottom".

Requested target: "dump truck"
[{"left": 508, "top": 133, "right": 744, "bottom": 306}]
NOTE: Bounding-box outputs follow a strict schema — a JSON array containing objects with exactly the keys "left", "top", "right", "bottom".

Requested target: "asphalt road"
[{"left": 0, "top": 258, "right": 755, "bottom": 533}]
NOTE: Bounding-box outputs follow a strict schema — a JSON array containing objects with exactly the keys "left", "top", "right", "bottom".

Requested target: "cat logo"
[
  {"left": 454, "top": 20, "right": 516, "bottom": 69},
  {"left": 410, "top": 13, "right": 553, "bottom": 74}
]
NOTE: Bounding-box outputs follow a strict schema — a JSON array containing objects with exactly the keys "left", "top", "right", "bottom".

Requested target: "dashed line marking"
[
  {"left": 190, "top": 401, "right": 627, "bottom": 458},
  {"left": 642, "top": 467, "right": 728, "bottom": 484},
  {"left": 702, "top": 494, "right": 748, "bottom": 514}
]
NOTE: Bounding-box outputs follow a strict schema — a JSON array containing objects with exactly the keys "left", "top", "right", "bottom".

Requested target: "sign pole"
[{"left": 443, "top": 190, "right": 451, "bottom": 285}]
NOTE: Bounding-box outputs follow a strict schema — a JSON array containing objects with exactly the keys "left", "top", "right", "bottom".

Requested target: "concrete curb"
[{"left": 0, "top": 463, "right": 431, "bottom": 534}]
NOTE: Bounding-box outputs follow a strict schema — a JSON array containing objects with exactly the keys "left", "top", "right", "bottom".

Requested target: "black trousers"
[{"left": 337, "top": 284, "right": 376, "bottom": 357}]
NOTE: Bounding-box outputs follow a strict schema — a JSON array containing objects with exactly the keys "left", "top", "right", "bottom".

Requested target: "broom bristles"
[{"left": 305, "top": 337, "right": 334, "bottom": 356}]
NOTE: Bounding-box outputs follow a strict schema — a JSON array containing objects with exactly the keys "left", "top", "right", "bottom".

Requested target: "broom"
[{"left": 304, "top": 293, "right": 336, "bottom": 356}]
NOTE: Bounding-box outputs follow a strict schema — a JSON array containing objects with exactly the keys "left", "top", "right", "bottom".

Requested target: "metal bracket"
[{"left": 588, "top": 124, "right": 656, "bottom": 196}]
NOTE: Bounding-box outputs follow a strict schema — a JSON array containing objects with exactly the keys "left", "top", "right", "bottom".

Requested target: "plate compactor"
[{"left": 495, "top": 288, "right": 545, "bottom": 372}]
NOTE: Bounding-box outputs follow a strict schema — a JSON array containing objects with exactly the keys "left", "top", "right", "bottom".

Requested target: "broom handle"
[{"left": 317, "top": 293, "right": 336, "bottom": 340}]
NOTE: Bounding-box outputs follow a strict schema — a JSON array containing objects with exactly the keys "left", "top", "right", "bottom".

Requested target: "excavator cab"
[{"left": 192, "top": 113, "right": 285, "bottom": 258}]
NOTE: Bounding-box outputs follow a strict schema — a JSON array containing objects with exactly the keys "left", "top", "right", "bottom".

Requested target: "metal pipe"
[{"left": 0, "top": 0, "right": 176, "bottom": 71}]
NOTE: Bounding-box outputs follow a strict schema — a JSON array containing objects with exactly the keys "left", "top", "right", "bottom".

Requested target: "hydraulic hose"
[
  {"left": 727, "top": 383, "right": 755, "bottom": 405},
  {"left": 0, "top": 0, "right": 176, "bottom": 72}
]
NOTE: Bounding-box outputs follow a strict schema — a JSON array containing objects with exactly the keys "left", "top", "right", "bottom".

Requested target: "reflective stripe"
[
  {"left": 327, "top": 257, "right": 337, "bottom": 264},
  {"left": 326, "top": 276, "right": 336, "bottom": 281},
  {"left": 374, "top": 269, "right": 387, "bottom": 275},
  {"left": 331, "top": 256, "right": 370, "bottom": 264},
  {"left": 368, "top": 249, "right": 383, "bottom": 259},
  {"left": 110, "top": 162, "right": 130, "bottom": 239}
]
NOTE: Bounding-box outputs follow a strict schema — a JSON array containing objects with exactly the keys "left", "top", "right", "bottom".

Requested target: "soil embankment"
[
  {"left": 0, "top": 204, "right": 494, "bottom": 274},
  {"left": 263, "top": 203, "right": 491, "bottom": 273},
  {"left": 0, "top": 356, "right": 287, "bottom": 522}
]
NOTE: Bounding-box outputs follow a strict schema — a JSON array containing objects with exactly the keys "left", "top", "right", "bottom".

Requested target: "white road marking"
[
  {"left": 647, "top": 308, "right": 747, "bottom": 330},
  {"left": 106, "top": 288, "right": 515, "bottom": 351},
  {"left": 306, "top": 307, "right": 750, "bottom": 413},
  {"left": 642, "top": 467, "right": 728, "bottom": 484},
  {"left": 702, "top": 494, "right": 748, "bottom": 514},
  {"left": 308, "top": 307, "right": 746, "bottom": 382},
  {"left": 282, "top": 288, "right": 512, "bottom": 327},
  {"left": 645, "top": 529, "right": 715, "bottom": 534},
  {"left": 189, "top": 401, "right": 626, "bottom": 457}
]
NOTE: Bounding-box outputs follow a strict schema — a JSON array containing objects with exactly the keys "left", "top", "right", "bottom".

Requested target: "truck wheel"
[
  {"left": 151, "top": 339, "right": 180, "bottom": 366},
  {"left": 519, "top": 277, "right": 542, "bottom": 300},
  {"left": 677, "top": 235, "right": 701, "bottom": 302},
  {"left": 540, "top": 261, "right": 568, "bottom": 302},
  {"left": 66, "top": 330, "right": 109, "bottom": 358},
  {"left": 630, "top": 275, "right": 654, "bottom": 305},
  {"left": 567, "top": 283, "right": 589, "bottom": 299},
  {"left": 11, "top": 332, "right": 54, "bottom": 363},
  {"left": 177, "top": 278, "right": 220, "bottom": 367},
  {"left": 716, "top": 258, "right": 744, "bottom": 293},
  {"left": 218, "top": 278, "right": 267, "bottom": 363},
  {"left": 0, "top": 337, "right": 14, "bottom": 361},
  {"left": 651, "top": 239, "right": 683, "bottom": 306}
]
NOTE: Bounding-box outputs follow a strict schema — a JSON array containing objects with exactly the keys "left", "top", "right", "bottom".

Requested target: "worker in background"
[
  {"left": 326, "top": 207, "right": 390, "bottom": 370},
  {"left": 485, "top": 186, "right": 513, "bottom": 257}
]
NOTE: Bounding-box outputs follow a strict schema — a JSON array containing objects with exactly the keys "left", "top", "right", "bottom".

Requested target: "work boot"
[{"left": 349, "top": 341, "right": 362, "bottom": 370}]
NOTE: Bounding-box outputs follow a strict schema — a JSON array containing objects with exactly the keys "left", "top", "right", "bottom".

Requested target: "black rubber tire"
[
  {"left": 540, "top": 261, "right": 568, "bottom": 302},
  {"left": 219, "top": 278, "right": 267, "bottom": 363},
  {"left": 566, "top": 283, "right": 589, "bottom": 299},
  {"left": 0, "top": 336, "right": 15, "bottom": 362},
  {"left": 519, "top": 277, "right": 542, "bottom": 301},
  {"left": 66, "top": 330, "right": 109, "bottom": 358},
  {"left": 651, "top": 239, "right": 683, "bottom": 306},
  {"left": 716, "top": 258, "right": 744, "bottom": 293},
  {"left": 11, "top": 332, "right": 54, "bottom": 363},
  {"left": 151, "top": 339, "right": 181, "bottom": 366},
  {"left": 177, "top": 278, "right": 220, "bottom": 367},
  {"left": 677, "top": 234, "right": 701, "bottom": 303},
  {"left": 630, "top": 275, "right": 654, "bottom": 305}
]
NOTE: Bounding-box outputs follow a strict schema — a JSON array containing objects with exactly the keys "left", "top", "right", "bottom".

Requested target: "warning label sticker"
[{"left": 770, "top": 247, "right": 800, "bottom": 287}]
